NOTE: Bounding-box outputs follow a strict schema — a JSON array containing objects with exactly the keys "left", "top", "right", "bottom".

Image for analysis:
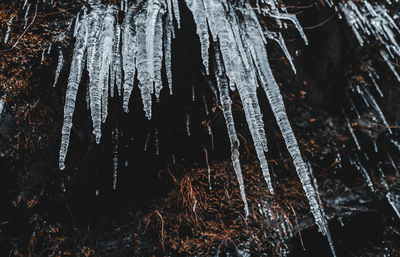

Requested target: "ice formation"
[
  {"left": 59, "top": 0, "right": 334, "bottom": 245},
  {"left": 53, "top": 48, "right": 64, "bottom": 88},
  {"left": 338, "top": 0, "right": 400, "bottom": 80},
  {"left": 336, "top": 0, "right": 400, "bottom": 204},
  {"left": 4, "top": 16, "right": 14, "bottom": 44},
  {"left": 307, "top": 161, "right": 337, "bottom": 257},
  {"left": 0, "top": 98, "right": 5, "bottom": 122},
  {"left": 378, "top": 167, "right": 400, "bottom": 219},
  {"left": 112, "top": 119, "right": 119, "bottom": 190}
]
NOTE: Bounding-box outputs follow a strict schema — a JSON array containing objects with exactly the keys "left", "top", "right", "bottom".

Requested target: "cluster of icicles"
[
  {"left": 336, "top": 0, "right": 400, "bottom": 81},
  {"left": 332, "top": 0, "right": 400, "bottom": 226},
  {"left": 58, "top": 0, "right": 335, "bottom": 253}
]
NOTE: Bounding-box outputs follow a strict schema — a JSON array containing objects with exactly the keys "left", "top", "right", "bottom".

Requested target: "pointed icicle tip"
[{"left": 59, "top": 158, "right": 66, "bottom": 170}]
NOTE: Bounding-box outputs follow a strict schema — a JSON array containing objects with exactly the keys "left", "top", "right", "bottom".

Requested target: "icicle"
[
  {"left": 73, "top": 10, "right": 82, "bottom": 38},
  {"left": 229, "top": 11, "right": 252, "bottom": 70},
  {"left": 307, "top": 162, "right": 337, "bottom": 257},
  {"left": 154, "top": 128, "right": 159, "bottom": 155},
  {"left": 0, "top": 98, "right": 5, "bottom": 123},
  {"left": 4, "top": 16, "right": 14, "bottom": 44},
  {"left": 86, "top": 81, "right": 90, "bottom": 110},
  {"left": 122, "top": 6, "right": 137, "bottom": 112},
  {"left": 381, "top": 50, "right": 400, "bottom": 81},
  {"left": 344, "top": 112, "right": 361, "bottom": 151},
  {"left": 386, "top": 192, "right": 400, "bottom": 219},
  {"left": 214, "top": 46, "right": 249, "bottom": 216},
  {"left": 339, "top": 0, "right": 400, "bottom": 83},
  {"left": 135, "top": 9, "right": 153, "bottom": 119},
  {"left": 146, "top": 0, "right": 165, "bottom": 99},
  {"left": 186, "top": 112, "right": 191, "bottom": 136},
  {"left": 59, "top": 10, "right": 89, "bottom": 170},
  {"left": 346, "top": 94, "right": 361, "bottom": 119},
  {"left": 110, "top": 23, "right": 122, "bottom": 98},
  {"left": 164, "top": 19, "right": 173, "bottom": 95},
  {"left": 24, "top": 4, "right": 31, "bottom": 29},
  {"left": 203, "top": 147, "right": 212, "bottom": 190},
  {"left": 172, "top": 0, "right": 181, "bottom": 28},
  {"left": 144, "top": 132, "right": 150, "bottom": 151},
  {"left": 146, "top": 0, "right": 156, "bottom": 82},
  {"left": 166, "top": 0, "right": 173, "bottom": 21},
  {"left": 47, "top": 44, "right": 52, "bottom": 54},
  {"left": 339, "top": 2, "right": 364, "bottom": 46},
  {"left": 362, "top": 86, "right": 392, "bottom": 134},
  {"left": 267, "top": 12, "right": 308, "bottom": 45},
  {"left": 373, "top": 140, "right": 378, "bottom": 153},
  {"left": 368, "top": 71, "right": 384, "bottom": 98},
  {"left": 353, "top": 154, "right": 374, "bottom": 191},
  {"left": 202, "top": 94, "right": 209, "bottom": 116},
  {"left": 202, "top": 70, "right": 218, "bottom": 99},
  {"left": 153, "top": 4, "right": 166, "bottom": 100},
  {"left": 391, "top": 139, "right": 400, "bottom": 152},
  {"left": 185, "top": 0, "right": 210, "bottom": 74},
  {"left": 101, "top": 71, "right": 110, "bottom": 123},
  {"left": 378, "top": 167, "right": 400, "bottom": 219},
  {"left": 264, "top": 30, "right": 296, "bottom": 74},
  {"left": 387, "top": 153, "right": 399, "bottom": 175},
  {"left": 88, "top": 5, "right": 116, "bottom": 140},
  {"left": 191, "top": 78, "right": 196, "bottom": 101},
  {"left": 335, "top": 152, "right": 342, "bottom": 168},
  {"left": 53, "top": 48, "right": 64, "bottom": 87},
  {"left": 355, "top": 85, "right": 370, "bottom": 108},
  {"left": 86, "top": 5, "right": 103, "bottom": 142},
  {"left": 241, "top": 6, "right": 327, "bottom": 233},
  {"left": 112, "top": 119, "right": 119, "bottom": 190},
  {"left": 41, "top": 48, "right": 46, "bottom": 64},
  {"left": 222, "top": 3, "right": 273, "bottom": 192},
  {"left": 202, "top": 0, "right": 239, "bottom": 90}
]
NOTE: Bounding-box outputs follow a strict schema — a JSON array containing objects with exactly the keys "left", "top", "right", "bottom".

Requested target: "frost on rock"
[{"left": 59, "top": 0, "right": 332, "bottom": 242}]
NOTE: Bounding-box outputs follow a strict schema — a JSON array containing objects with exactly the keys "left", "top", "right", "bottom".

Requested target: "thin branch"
[{"left": 0, "top": 3, "right": 38, "bottom": 54}]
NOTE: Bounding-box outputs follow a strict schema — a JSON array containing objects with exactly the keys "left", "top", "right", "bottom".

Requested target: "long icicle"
[
  {"left": 214, "top": 45, "right": 249, "bottom": 216},
  {"left": 59, "top": 7, "right": 89, "bottom": 170}
]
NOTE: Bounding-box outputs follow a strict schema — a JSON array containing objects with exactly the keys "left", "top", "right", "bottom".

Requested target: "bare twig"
[{"left": 0, "top": 3, "right": 38, "bottom": 54}]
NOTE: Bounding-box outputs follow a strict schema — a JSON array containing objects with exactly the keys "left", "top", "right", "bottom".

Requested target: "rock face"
[{"left": 1, "top": 1, "right": 400, "bottom": 256}]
